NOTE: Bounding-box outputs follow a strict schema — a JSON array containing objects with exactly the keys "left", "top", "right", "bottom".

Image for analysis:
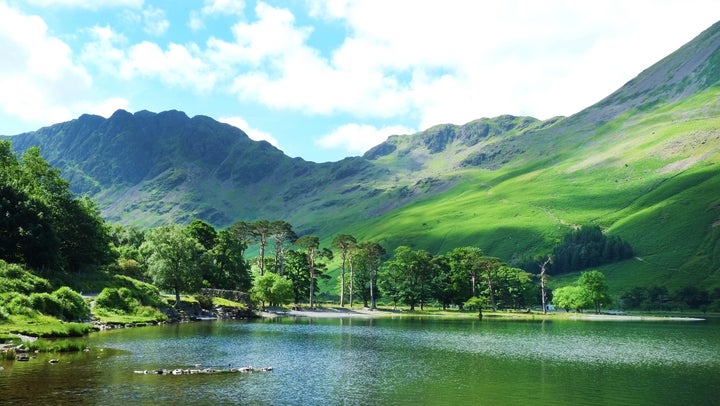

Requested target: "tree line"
[
  {"left": 619, "top": 285, "right": 720, "bottom": 313},
  {"left": 0, "top": 139, "right": 675, "bottom": 317},
  {"left": 517, "top": 225, "right": 634, "bottom": 275},
  {"left": 130, "top": 222, "right": 541, "bottom": 312}
]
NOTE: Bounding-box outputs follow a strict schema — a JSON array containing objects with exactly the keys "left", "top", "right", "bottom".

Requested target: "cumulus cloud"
[
  {"left": 254, "top": 0, "right": 720, "bottom": 125},
  {"left": 77, "top": 0, "right": 720, "bottom": 131},
  {"left": 24, "top": 0, "right": 143, "bottom": 8},
  {"left": 202, "top": 0, "right": 245, "bottom": 15},
  {"left": 141, "top": 6, "right": 169, "bottom": 36},
  {"left": 218, "top": 116, "right": 280, "bottom": 147},
  {"left": 82, "top": 26, "right": 215, "bottom": 92},
  {"left": 5, "top": 0, "right": 719, "bottom": 158},
  {"left": 85, "top": 97, "right": 131, "bottom": 118},
  {"left": 190, "top": 0, "right": 246, "bottom": 31},
  {"left": 0, "top": 3, "right": 123, "bottom": 127},
  {"left": 316, "top": 123, "right": 415, "bottom": 155}
]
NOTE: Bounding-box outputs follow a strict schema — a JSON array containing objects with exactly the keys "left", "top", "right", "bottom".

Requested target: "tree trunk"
[
  {"left": 340, "top": 252, "right": 346, "bottom": 307},
  {"left": 309, "top": 269, "right": 315, "bottom": 308},
  {"left": 349, "top": 256, "right": 354, "bottom": 308},
  {"left": 308, "top": 247, "right": 316, "bottom": 308},
  {"left": 369, "top": 272, "right": 375, "bottom": 309},
  {"left": 471, "top": 274, "right": 477, "bottom": 297},
  {"left": 488, "top": 278, "right": 497, "bottom": 312},
  {"left": 540, "top": 256, "right": 551, "bottom": 315}
]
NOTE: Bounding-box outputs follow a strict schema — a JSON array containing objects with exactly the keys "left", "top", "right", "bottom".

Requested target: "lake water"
[{"left": 1, "top": 316, "right": 719, "bottom": 405}]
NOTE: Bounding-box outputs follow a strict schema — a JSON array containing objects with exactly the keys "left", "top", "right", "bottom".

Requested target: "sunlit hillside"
[{"left": 5, "top": 22, "right": 720, "bottom": 295}]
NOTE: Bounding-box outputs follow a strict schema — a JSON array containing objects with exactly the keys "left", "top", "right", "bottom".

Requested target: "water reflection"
[{"left": 1, "top": 317, "right": 718, "bottom": 405}]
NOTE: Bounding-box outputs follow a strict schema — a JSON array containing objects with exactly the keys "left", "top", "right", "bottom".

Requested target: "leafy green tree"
[
  {"left": 0, "top": 141, "right": 114, "bottom": 272},
  {"left": 674, "top": 286, "right": 711, "bottom": 311},
  {"left": 270, "top": 220, "right": 296, "bottom": 275},
  {"left": 464, "top": 296, "right": 489, "bottom": 319},
  {"left": 186, "top": 219, "right": 218, "bottom": 251},
  {"left": 494, "top": 266, "right": 534, "bottom": 309},
  {"left": 445, "top": 247, "right": 483, "bottom": 305},
  {"left": 284, "top": 250, "right": 311, "bottom": 305},
  {"left": 108, "top": 224, "right": 146, "bottom": 280},
  {"left": 333, "top": 234, "right": 357, "bottom": 307},
  {"left": 295, "top": 235, "right": 333, "bottom": 308},
  {"left": 645, "top": 285, "right": 670, "bottom": 310},
  {"left": 56, "top": 196, "right": 115, "bottom": 272},
  {"left": 352, "top": 241, "right": 386, "bottom": 308},
  {"left": 381, "top": 246, "right": 436, "bottom": 311},
  {"left": 0, "top": 179, "right": 58, "bottom": 267},
  {"left": 210, "top": 229, "right": 252, "bottom": 291},
  {"left": 141, "top": 224, "right": 209, "bottom": 307},
  {"left": 478, "top": 256, "right": 503, "bottom": 312},
  {"left": 620, "top": 286, "right": 647, "bottom": 309},
  {"left": 252, "top": 272, "right": 293, "bottom": 307},
  {"left": 431, "top": 254, "right": 457, "bottom": 309},
  {"left": 547, "top": 225, "right": 633, "bottom": 274},
  {"left": 251, "top": 220, "right": 273, "bottom": 275},
  {"left": 552, "top": 285, "right": 591, "bottom": 312},
  {"left": 578, "top": 270, "right": 611, "bottom": 314}
]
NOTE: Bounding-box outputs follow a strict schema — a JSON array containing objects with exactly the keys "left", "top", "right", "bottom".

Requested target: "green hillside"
[
  {"left": 4, "top": 22, "right": 720, "bottom": 296},
  {"left": 347, "top": 85, "right": 720, "bottom": 293}
]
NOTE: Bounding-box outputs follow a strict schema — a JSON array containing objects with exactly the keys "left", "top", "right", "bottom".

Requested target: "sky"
[{"left": 1, "top": 1, "right": 718, "bottom": 162}]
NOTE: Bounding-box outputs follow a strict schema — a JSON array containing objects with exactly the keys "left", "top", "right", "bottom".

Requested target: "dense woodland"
[{"left": 1, "top": 139, "right": 719, "bottom": 329}]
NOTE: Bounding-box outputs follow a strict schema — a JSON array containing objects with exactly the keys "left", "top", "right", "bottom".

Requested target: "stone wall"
[{"left": 200, "top": 288, "right": 252, "bottom": 308}]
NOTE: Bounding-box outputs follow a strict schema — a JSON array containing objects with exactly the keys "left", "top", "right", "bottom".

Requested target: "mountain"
[{"left": 4, "top": 22, "right": 720, "bottom": 292}]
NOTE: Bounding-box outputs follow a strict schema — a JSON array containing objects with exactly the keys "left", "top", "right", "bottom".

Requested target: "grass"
[
  {"left": 92, "top": 310, "right": 167, "bottom": 325},
  {"left": 313, "top": 87, "right": 720, "bottom": 298},
  {"left": 0, "top": 314, "right": 94, "bottom": 338}
]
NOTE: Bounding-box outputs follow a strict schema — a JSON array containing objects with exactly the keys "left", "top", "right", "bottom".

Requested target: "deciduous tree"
[
  {"left": 295, "top": 235, "right": 333, "bottom": 308},
  {"left": 332, "top": 234, "right": 356, "bottom": 307},
  {"left": 141, "top": 224, "right": 209, "bottom": 307},
  {"left": 578, "top": 270, "right": 611, "bottom": 314}
]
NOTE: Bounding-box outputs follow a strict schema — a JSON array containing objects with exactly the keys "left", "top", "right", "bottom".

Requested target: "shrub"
[
  {"left": 0, "top": 260, "right": 51, "bottom": 294},
  {"left": 6, "top": 294, "right": 37, "bottom": 316},
  {"left": 95, "top": 287, "right": 141, "bottom": 314},
  {"left": 96, "top": 288, "right": 129, "bottom": 313},
  {"left": 0, "top": 306, "right": 9, "bottom": 322},
  {"left": 52, "top": 286, "right": 90, "bottom": 321},
  {"left": 29, "top": 292, "right": 64, "bottom": 317},
  {"left": 113, "top": 275, "right": 164, "bottom": 307}
]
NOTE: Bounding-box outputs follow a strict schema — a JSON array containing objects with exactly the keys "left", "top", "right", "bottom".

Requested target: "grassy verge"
[{"left": 0, "top": 314, "right": 94, "bottom": 337}]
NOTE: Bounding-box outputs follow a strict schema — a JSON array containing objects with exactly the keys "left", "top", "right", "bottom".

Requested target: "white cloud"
[
  {"left": 83, "top": 26, "right": 215, "bottom": 93},
  {"left": 77, "top": 0, "right": 720, "bottom": 133},
  {"left": 316, "top": 123, "right": 414, "bottom": 155},
  {"left": 190, "top": 0, "right": 246, "bottom": 31},
  {"left": 0, "top": 3, "right": 94, "bottom": 125},
  {"left": 24, "top": 0, "right": 144, "bottom": 9},
  {"left": 202, "top": 0, "right": 245, "bottom": 16},
  {"left": 85, "top": 97, "right": 131, "bottom": 118},
  {"left": 141, "top": 6, "right": 169, "bottom": 36},
  {"left": 259, "top": 0, "right": 720, "bottom": 126},
  {"left": 218, "top": 116, "right": 280, "bottom": 147}
]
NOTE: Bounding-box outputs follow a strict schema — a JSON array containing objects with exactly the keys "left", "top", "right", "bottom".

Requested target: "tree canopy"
[
  {"left": 141, "top": 224, "right": 209, "bottom": 307},
  {"left": 0, "top": 140, "right": 114, "bottom": 273}
]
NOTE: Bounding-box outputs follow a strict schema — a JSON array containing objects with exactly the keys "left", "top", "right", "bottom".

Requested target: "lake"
[{"left": 1, "top": 315, "right": 719, "bottom": 405}]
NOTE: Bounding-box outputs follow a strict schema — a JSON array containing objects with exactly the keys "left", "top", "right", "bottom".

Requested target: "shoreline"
[{"left": 257, "top": 306, "right": 707, "bottom": 322}]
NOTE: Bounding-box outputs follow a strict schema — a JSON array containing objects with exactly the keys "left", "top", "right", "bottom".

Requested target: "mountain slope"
[{"left": 4, "top": 21, "right": 720, "bottom": 292}]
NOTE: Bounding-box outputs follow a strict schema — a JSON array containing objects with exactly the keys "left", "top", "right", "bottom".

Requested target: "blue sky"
[{"left": 1, "top": 1, "right": 718, "bottom": 162}]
